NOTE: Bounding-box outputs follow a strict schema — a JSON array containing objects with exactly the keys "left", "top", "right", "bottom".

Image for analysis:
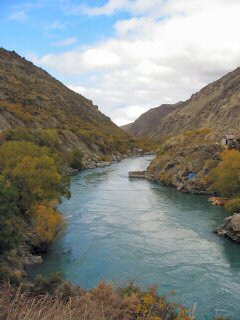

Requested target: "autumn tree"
[
  {"left": 13, "top": 155, "right": 70, "bottom": 212},
  {"left": 0, "top": 141, "right": 70, "bottom": 252},
  {"left": 31, "top": 203, "right": 66, "bottom": 251},
  {"left": 209, "top": 149, "right": 240, "bottom": 197},
  {"left": 0, "top": 141, "right": 50, "bottom": 175}
]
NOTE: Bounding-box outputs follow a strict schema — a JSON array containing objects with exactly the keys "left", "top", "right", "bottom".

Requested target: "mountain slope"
[
  {"left": 0, "top": 48, "right": 135, "bottom": 156},
  {"left": 122, "top": 103, "right": 181, "bottom": 139},
  {"left": 123, "top": 68, "right": 240, "bottom": 140}
]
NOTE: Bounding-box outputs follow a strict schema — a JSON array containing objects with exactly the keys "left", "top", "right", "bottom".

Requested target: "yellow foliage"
[
  {"left": 176, "top": 308, "right": 193, "bottom": 320},
  {"left": 136, "top": 287, "right": 194, "bottom": 320},
  {"left": 0, "top": 141, "right": 50, "bottom": 174},
  {"left": 33, "top": 203, "right": 66, "bottom": 244},
  {"left": 13, "top": 155, "right": 63, "bottom": 203},
  {"left": 209, "top": 149, "right": 240, "bottom": 197}
]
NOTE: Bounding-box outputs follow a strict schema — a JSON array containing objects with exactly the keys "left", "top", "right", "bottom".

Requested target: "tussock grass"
[
  {"left": 0, "top": 279, "right": 226, "bottom": 320},
  {"left": 0, "top": 282, "right": 139, "bottom": 320}
]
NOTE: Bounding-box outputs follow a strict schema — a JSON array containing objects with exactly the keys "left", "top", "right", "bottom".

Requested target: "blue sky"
[
  {"left": 1, "top": 0, "right": 240, "bottom": 125},
  {"left": 0, "top": 1, "right": 125, "bottom": 56}
]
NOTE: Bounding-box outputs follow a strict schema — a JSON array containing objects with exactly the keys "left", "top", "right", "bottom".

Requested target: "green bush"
[
  {"left": 0, "top": 178, "right": 21, "bottom": 253},
  {"left": 32, "top": 273, "right": 63, "bottom": 295},
  {"left": 209, "top": 150, "right": 240, "bottom": 197},
  {"left": 225, "top": 198, "right": 240, "bottom": 213},
  {"left": 0, "top": 141, "right": 70, "bottom": 254},
  {"left": 69, "top": 149, "right": 84, "bottom": 170}
]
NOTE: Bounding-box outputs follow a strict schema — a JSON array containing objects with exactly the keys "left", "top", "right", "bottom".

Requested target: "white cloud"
[
  {"left": 82, "top": 0, "right": 240, "bottom": 17},
  {"left": 68, "top": 85, "right": 87, "bottom": 95},
  {"left": 82, "top": 0, "right": 166, "bottom": 17},
  {"left": 8, "top": 1, "right": 46, "bottom": 22},
  {"left": 34, "top": 0, "right": 240, "bottom": 125},
  {"left": 54, "top": 37, "right": 77, "bottom": 47},
  {"left": 43, "top": 20, "right": 67, "bottom": 30},
  {"left": 8, "top": 10, "right": 28, "bottom": 22}
]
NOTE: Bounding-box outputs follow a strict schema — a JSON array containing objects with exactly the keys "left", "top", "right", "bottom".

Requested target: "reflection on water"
[{"left": 28, "top": 156, "right": 240, "bottom": 319}]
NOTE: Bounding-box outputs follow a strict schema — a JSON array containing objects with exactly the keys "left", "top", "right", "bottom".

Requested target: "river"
[{"left": 29, "top": 156, "right": 240, "bottom": 319}]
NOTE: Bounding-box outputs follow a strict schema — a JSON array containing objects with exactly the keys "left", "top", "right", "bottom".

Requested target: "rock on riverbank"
[
  {"left": 216, "top": 214, "right": 240, "bottom": 242},
  {"left": 66, "top": 148, "right": 152, "bottom": 173}
]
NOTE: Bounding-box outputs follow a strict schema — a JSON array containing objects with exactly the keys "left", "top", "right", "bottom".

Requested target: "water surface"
[{"left": 29, "top": 156, "right": 240, "bottom": 319}]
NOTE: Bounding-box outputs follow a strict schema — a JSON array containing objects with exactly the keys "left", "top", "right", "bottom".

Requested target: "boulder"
[{"left": 216, "top": 214, "right": 240, "bottom": 242}]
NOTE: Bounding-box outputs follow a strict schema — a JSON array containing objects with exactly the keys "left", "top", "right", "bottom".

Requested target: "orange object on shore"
[{"left": 208, "top": 197, "right": 229, "bottom": 206}]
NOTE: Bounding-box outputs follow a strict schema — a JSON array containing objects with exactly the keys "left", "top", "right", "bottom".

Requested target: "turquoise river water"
[{"left": 29, "top": 156, "right": 240, "bottom": 319}]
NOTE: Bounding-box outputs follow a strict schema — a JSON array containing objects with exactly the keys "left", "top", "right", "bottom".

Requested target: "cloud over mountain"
[{"left": 34, "top": 0, "right": 240, "bottom": 125}]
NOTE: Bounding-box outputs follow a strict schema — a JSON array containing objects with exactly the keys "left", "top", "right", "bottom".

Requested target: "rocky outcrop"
[
  {"left": 147, "top": 130, "right": 223, "bottom": 194},
  {"left": 66, "top": 148, "right": 147, "bottom": 173},
  {"left": 82, "top": 155, "right": 111, "bottom": 170},
  {"left": 122, "top": 68, "right": 240, "bottom": 141},
  {"left": 216, "top": 214, "right": 240, "bottom": 242}
]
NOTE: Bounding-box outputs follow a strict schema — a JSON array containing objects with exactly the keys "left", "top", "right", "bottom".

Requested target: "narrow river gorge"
[{"left": 29, "top": 156, "right": 240, "bottom": 319}]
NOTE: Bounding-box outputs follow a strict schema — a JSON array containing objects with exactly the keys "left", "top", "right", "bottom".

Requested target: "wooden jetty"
[{"left": 128, "top": 171, "right": 147, "bottom": 178}]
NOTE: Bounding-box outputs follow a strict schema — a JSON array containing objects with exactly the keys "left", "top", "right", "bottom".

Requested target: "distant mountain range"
[{"left": 122, "top": 68, "right": 240, "bottom": 140}]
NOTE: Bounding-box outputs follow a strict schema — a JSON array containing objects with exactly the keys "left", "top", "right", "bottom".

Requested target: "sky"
[{"left": 1, "top": 0, "right": 240, "bottom": 125}]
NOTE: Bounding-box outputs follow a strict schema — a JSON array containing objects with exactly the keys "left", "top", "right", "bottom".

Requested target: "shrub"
[
  {"left": 225, "top": 198, "right": 240, "bottom": 214},
  {"left": 208, "top": 149, "right": 240, "bottom": 197},
  {"left": 32, "top": 203, "right": 66, "bottom": 251},
  {"left": 0, "top": 141, "right": 70, "bottom": 254},
  {"left": 101, "top": 155, "right": 111, "bottom": 162},
  {"left": 69, "top": 149, "right": 84, "bottom": 170},
  {"left": 35, "top": 129, "right": 60, "bottom": 148},
  {"left": 0, "top": 177, "right": 21, "bottom": 253},
  {"left": 32, "top": 273, "right": 64, "bottom": 295}
]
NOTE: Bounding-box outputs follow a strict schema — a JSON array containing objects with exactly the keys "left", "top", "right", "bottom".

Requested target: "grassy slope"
[{"left": 0, "top": 48, "right": 136, "bottom": 156}]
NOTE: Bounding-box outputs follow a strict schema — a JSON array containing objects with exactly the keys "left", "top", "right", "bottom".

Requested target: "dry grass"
[
  {"left": 0, "top": 282, "right": 139, "bottom": 320},
  {"left": 0, "top": 280, "right": 227, "bottom": 320}
]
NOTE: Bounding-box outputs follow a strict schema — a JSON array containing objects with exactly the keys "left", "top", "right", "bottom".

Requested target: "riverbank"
[
  {"left": 66, "top": 150, "right": 156, "bottom": 173},
  {"left": 147, "top": 129, "right": 223, "bottom": 195}
]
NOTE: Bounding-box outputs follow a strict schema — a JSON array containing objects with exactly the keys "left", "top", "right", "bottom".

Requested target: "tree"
[
  {"left": 32, "top": 203, "right": 66, "bottom": 251},
  {"left": 209, "top": 150, "right": 240, "bottom": 197},
  {"left": 0, "top": 141, "right": 70, "bottom": 213},
  {"left": 0, "top": 141, "right": 50, "bottom": 176},
  {"left": 0, "top": 177, "right": 21, "bottom": 252},
  {"left": 68, "top": 149, "right": 84, "bottom": 170},
  {"left": 0, "top": 141, "right": 71, "bottom": 253},
  {"left": 13, "top": 155, "right": 70, "bottom": 211}
]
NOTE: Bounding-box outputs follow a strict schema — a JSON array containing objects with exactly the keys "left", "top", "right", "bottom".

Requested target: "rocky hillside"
[
  {"left": 121, "top": 103, "right": 181, "bottom": 139},
  {"left": 147, "top": 129, "right": 224, "bottom": 194},
  {"left": 0, "top": 48, "right": 136, "bottom": 159},
  {"left": 123, "top": 68, "right": 240, "bottom": 140}
]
